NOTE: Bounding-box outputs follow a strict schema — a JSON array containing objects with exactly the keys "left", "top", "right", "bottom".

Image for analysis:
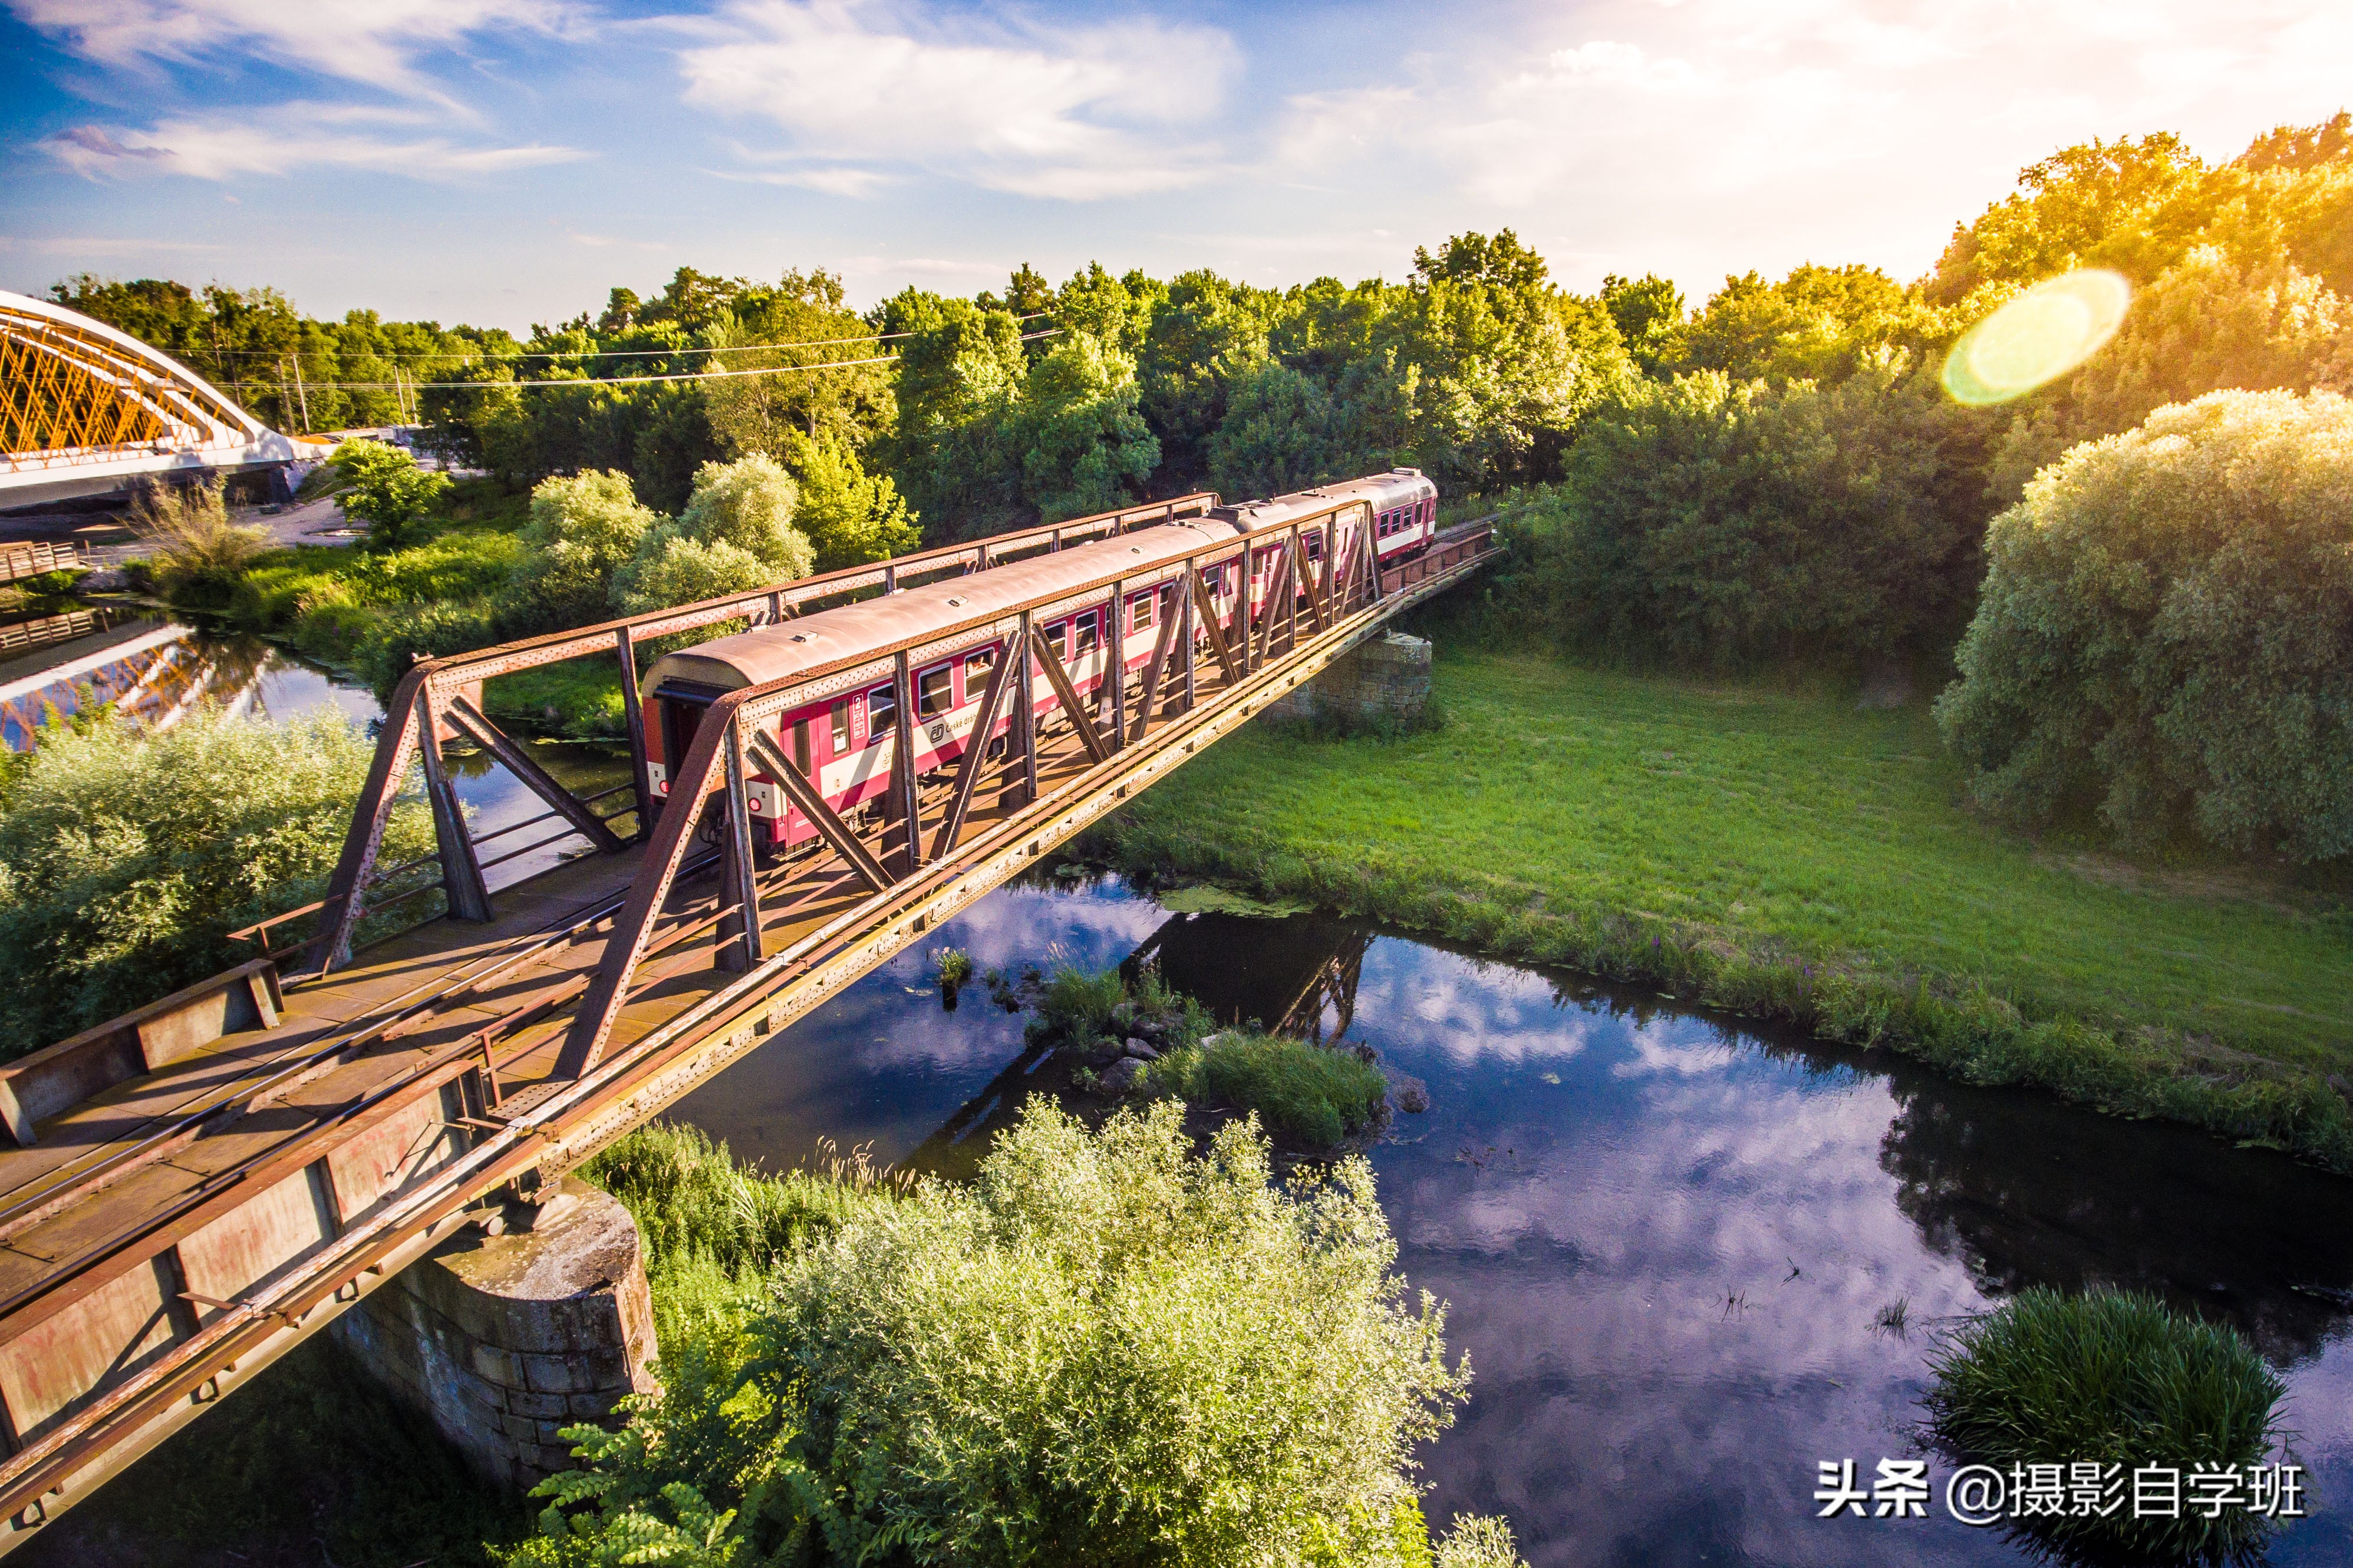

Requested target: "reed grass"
[
  {"left": 1146, "top": 1031, "right": 1391, "bottom": 1152},
  {"left": 1924, "top": 1288, "right": 2287, "bottom": 1564}
]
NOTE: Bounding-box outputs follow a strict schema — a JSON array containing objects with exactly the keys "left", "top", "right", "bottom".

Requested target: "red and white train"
[{"left": 641, "top": 468, "right": 1439, "bottom": 849}]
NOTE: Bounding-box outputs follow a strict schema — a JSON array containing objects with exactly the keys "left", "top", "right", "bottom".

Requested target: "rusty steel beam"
[{"left": 0, "top": 509, "right": 1492, "bottom": 1554}]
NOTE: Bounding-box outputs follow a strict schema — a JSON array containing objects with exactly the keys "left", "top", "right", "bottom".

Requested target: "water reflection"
[{"left": 677, "top": 877, "right": 2352, "bottom": 1566}]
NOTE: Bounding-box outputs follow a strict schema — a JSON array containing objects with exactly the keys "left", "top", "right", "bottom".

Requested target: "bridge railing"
[{"left": 295, "top": 493, "right": 1218, "bottom": 975}]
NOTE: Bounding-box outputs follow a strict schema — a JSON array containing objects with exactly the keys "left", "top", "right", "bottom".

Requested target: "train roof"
[
  {"left": 1214, "top": 468, "right": 1431, "bottom": 530},
  {"left": 641, "top": 517, "right": 1245, "bottom": 698}
]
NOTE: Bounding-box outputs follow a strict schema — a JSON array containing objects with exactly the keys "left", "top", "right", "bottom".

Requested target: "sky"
[{"left": 2, "top": 0, "right": 2347, "bottom": 332}]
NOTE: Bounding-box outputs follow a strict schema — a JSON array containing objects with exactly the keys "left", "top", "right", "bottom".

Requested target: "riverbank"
[{"left": 1089, "top": 648, "right": 2353, "bottom": 1174}]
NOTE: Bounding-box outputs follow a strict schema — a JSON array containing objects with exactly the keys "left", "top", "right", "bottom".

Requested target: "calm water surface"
[{"left": 673, "top": 873, "right": 2353, "bottom": 1568}]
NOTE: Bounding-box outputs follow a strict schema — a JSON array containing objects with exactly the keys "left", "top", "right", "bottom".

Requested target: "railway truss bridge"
[{"left": 0, "top": 492, "right": 1494, "bottom": 1547}]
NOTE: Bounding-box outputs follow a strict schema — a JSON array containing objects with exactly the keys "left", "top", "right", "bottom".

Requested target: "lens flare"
[{"left": 1941, "top": 269, "right": 2131, "bottom": 406}]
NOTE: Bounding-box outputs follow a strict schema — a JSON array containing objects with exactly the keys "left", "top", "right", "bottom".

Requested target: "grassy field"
[{"left": 1095, "top": 647, "right": 2353, "bottom": 1168}]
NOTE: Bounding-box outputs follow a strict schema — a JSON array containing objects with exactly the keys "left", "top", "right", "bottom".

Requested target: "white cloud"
[
  {"left": 42, "top": 110, "right": 588, "bottom": 180},
  {"left": 710, "top": 166, "right": 901, "bottom": 198},
  {"left": 1271, "top": 0, "right": 2353, "bottom": 295},
  {"left": 678, "top": 0, "right": 1238, "bottom": 199},
  {"left": 10, "top": 0, "right": 582, "bottom": 98}
]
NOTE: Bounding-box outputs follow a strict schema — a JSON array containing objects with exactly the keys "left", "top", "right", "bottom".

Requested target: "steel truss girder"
[{"left": 0, "top": 521, "right": 1494, "bottom": 1554}]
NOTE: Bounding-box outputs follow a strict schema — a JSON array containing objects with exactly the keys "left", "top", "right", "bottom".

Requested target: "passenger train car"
[{"left": 640, "top": 468, "right": 1438, "bottom": 848}]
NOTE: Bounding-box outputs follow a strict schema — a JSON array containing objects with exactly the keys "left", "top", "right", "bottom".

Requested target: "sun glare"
[{"left": 1941, "top": 270, "right": 2132, "bottom": 406}]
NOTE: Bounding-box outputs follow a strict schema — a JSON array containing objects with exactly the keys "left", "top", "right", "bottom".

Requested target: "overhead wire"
[
  {"left": 191, "top": 311, "right": 1057, "bottom": 362},
  {"left": 269, "top": 328, "right": 1062, "bottom": 392}
]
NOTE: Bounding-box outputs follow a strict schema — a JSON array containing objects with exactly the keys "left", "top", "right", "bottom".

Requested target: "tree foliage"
[
  {"left": 1981, "top": 247, "right": 2352, "bottom": 501},
  {"left": 522, "top": 469, "right": 660, "bottom": 623},
  {"left": 512, "top": 1102, "right": 1504, "bottom": 1568},
  {"left": 1504, "top": 362, "right": 1989, "bottom": 666},
  {"left": 0, "top": 709, "right": 434, "bottom": 1055},
  {"left": 1937, "top": 389, "right": 2353, "bottom": 861},
  {"left": 324, "top": 438, "right": 452, "bottom": 548},
  {"left": 615, "top": 456, "right": 814, "bottom": 615}
]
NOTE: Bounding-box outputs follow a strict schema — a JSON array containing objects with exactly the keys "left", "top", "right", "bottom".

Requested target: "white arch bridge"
[{"left": 0, "top": 290, "right": 302, "bottom": 510}]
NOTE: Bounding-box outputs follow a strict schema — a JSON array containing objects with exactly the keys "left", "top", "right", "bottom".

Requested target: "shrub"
[
  {"left": 131, "top": 480, "right": 269, "bottom": 604},
  {"left": 520, "top": 468, "right": 660, "bottom": 623},
  {"left": 1144, "top": 1031, "right": 1392, "bottom": 1152},
  {"left": 325, "top": 438, "right": 452, "bottom": 548},
  {"left": 1504, "top": 361, "right": 1989, "bottom": 668},
  {"left": 1924, "top": 1288, "right": 2287, "bottom": 1564},
  {"left": 1936, "top": 388, "right": 2353, "bottom": 860},
  {"left": 614, "top": 455, "right": 814, "bottom": 613},
  {"left": 518, "top": 1102, "right": 1479, "bottom": 1567},
  {"left": 0, "top": 708, "right": 434, "bottom": 1055}
]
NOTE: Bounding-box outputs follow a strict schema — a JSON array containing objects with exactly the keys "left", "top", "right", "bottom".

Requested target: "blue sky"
[{"left": 3, "top": 0, "right": 2347, "bottom": 332}]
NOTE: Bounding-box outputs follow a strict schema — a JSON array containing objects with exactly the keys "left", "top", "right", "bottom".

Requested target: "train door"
[{"left": 652, "top": 679, "right": 727, "bottom": 804}]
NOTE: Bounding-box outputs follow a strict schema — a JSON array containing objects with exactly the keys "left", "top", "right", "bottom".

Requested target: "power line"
[
  {"left": 183, "top": 311, "right": 1057, "bottom": 362},
  {"left": 261, "top": 328, "right": 1062, "bottom": 392}
]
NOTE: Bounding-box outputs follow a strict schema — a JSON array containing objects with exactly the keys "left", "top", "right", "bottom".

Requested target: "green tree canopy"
[{"left": 1937, "top": 388, "right": 2353, "bottom": 860}]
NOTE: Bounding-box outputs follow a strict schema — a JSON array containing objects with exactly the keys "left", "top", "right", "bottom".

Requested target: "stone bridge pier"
[
  {"left": 1267, "top": 630, "right": 1432, "bottom": 727},
  {"left": 331, "top": 1177, "right": 658, "bottom": 1487}
]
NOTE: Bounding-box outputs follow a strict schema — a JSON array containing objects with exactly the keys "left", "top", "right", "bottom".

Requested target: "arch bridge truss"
[{"left": 0, "top": 291, "right": 297, "bottom": 507}]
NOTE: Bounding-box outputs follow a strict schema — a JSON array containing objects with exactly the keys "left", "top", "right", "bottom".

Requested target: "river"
[
  {"left": 10, "top": 611, "right": 2348, "bottom": 1564},
  {"left": 0, "top": 606, "right": 631, "bottom": 886},
  {"left": 670, "top": 872, "right": 2353, "bottom": 1568}
]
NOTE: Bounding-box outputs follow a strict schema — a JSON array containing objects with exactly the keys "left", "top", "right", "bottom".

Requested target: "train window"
[
  {"left": 917, "top": 663, "right": 953, "bottom": 719},
  {"left": 792, "top": 718, "right": 812, "bottom": 773},
  {"left": 867, "top": 684, "right": 897, "bottom": 741},
  {"left": 1074, "top": 612, "right": 1100, "bottom": 654},
  {"left": 830, "top": 699, "right": 851, "bottom": 754},
  {"left": 1046, "top": 620, "right": 1068, "bottom": 661},
  {"left": 1131, "top": 591, "right": 1154, "bottom": 632},
  {"left": 964, "top": 646, "right": 996, "bottom": 691}
]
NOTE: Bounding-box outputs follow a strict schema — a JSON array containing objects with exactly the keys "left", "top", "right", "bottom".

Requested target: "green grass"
[
  {"left": 1145, "top": 1032, "right": 1392, "bottom": 1152},
  {"left": 577, "top": 1121, "right": 894, "bottom": 1354},
  {"left": 483, "top": 657, "right": 628, "bottom": 738},
  {"left": 1924, "top": 1288, "right": 2286, "bottom": 1564},
  {"left": 1096, "top": 648, "right": 2353, "bottom": 1169}
]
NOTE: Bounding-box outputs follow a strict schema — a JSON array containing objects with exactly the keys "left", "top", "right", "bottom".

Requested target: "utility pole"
[{"left": 292, "top": 352, "right": 312, "bottom": 434}]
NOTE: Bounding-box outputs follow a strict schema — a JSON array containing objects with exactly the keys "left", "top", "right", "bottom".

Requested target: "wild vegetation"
[
  {"left": 0, "top": 707, "right": 436, "bottom": 1056},
  {"left": 1016, "top": 961, "right": 1391, "bottom": 1155},
  {"left": 527, "top": 1105, "right": 1520, "bottom": 1567},
  {"left": 1140, "top": 1029, "right": 1392, "bottom": 1153},
  {"left": 1924, "top": 1288, "right": 2288, "bottom": 1564}
]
